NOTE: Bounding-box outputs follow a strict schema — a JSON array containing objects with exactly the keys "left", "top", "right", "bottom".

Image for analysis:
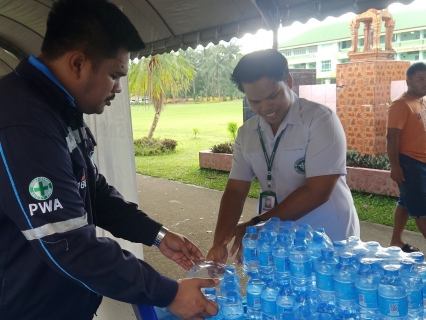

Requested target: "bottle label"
[
  {"left": 258, "top": 251, "right": 273, "bottom": 266},
  {"left": 276, "top": 296, "right": 295, "bottom": 314},
  {"left": 334, "top": 280, "right": 355, "bottom": 300},
  {"left": 274, "top": 256, "right": 289, "bottom": 272},
  {"left": 379, "top": 296, "right": 408, "bottom": 317},
  {"left": 316, "top": 272, "right": 333, "bottom": 291},
  {"left": 356, "top": 288, "right": 378, "bottom": 308},
  {"left": 247, "top": 292, "right": 261, "bottom": 308},
  {"left": 243, "top": 247, "right": 257, "bottom": 262},
  {"left": 261, "top": 298, "right": 277, "bottom": 315},
  {"left": 290, "top": 260, "right": 311, "bottom": 278},
  {"left": 408, "top": 288, "right": 423, "bottom": 309}
]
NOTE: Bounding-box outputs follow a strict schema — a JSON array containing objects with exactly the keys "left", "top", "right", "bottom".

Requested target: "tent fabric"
[{"left": 0, "top": 0, "right": 416, "bottom": 71}]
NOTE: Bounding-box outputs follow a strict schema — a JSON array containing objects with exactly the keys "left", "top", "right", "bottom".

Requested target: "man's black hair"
[
  {"left": 231, "top": 49, "right": 289, "bottom": 92},
  {"left": 41, "top": 0, "right": 145, "bottom": 65},
  {"left": 407, "top": 62, "right": 426, "bottom": 78}
]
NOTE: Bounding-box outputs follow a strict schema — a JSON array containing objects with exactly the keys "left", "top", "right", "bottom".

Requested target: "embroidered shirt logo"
[
  {"left": 294, "top": 157, "right": 306, "bottom": 174},
  {"left": 29, "top": 177, "right": 53, "bottom": 200}
]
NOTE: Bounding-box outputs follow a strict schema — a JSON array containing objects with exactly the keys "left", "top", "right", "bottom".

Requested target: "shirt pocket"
[{"left": 275, "top": 147, "right": 307, "bottom": 195}]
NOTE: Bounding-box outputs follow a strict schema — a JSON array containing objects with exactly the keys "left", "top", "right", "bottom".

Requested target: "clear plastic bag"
[{"left": 187, "top": 259, "right": 226, "bottom": 279}]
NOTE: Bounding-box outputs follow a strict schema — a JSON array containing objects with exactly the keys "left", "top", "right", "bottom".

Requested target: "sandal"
[{"left": 401, "top": 243, "right": 420, "bottom": 253}]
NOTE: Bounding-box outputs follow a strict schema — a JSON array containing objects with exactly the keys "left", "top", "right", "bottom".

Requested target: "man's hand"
[
  {"left": 158, "top": 231, "right": 204, "bottom": 270},
  {"left": 206, "top": 244, "right": 229, "bottom": 264},
  {"left": 390, "top": 165, "right": 405, "bottom": 184},
  {"left": 168, "top": 278, "right": 219, "bottom": 320}
]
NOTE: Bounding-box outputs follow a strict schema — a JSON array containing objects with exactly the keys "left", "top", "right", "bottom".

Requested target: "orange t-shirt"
[{"left": 387, "top": 92, "right": 426, "bottom": 163}]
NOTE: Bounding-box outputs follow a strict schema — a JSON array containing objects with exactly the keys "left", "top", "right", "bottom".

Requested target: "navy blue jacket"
[{"left": 0, "top": 58, "right": 178, "bottom": 320}]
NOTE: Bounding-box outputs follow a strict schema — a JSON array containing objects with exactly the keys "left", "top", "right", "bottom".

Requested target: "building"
[{"left": 279, "top": 7, "right": 426, "bottom": 84}]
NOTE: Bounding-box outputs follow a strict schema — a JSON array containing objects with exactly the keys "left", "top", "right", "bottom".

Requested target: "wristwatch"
[
  {"left": 153, "top": 226, "right": 169, "bottom": 248},
  {"left": 251, "top": 216, "right": 263, "bottom": 225}
]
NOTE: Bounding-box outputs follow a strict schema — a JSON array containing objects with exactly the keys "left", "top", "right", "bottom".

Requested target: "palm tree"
[{"left": 128, "top": 53, "right": 194, "bottom": 138}]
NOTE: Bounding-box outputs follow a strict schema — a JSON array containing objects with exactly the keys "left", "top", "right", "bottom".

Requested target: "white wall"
[
  {"left": 84, "top": 77, "right": 143, "bottom": 320},
  {"left": 299, "top": 84, "right": 337, "bottom": 112}
]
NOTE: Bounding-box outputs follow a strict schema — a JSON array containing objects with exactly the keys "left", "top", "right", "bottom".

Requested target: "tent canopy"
[{"left": 0, "top": 0, "right": 416, "bottom": 76}]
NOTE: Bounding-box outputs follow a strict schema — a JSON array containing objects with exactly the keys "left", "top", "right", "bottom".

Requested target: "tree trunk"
[
  {"left": 148, "top": 98, "right": 163, "bottom": 138},
  {"left": 148, "top": 111, "right": 161, "bottom": 139}
]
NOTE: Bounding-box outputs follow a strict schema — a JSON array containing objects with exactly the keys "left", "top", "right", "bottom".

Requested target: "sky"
[{"left": 233, "top": 0, "right": 425, "bottom": 54}]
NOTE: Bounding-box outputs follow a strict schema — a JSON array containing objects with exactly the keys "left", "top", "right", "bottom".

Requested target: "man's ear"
[
  {"left": 68, "top": 51, "right": 88, "bottom": 79},
  {"left": 286, "top": 73, "right": 293, "bottom": 89}
]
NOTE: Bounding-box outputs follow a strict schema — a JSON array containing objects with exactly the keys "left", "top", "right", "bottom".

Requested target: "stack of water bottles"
[{"left": 205, "top": 217, "right": 426, "bottom": 320}]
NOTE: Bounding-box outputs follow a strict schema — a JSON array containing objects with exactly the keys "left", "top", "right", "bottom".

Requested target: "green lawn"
[{"left": 131, "top": 101, "right": 419, "bottom": 233}]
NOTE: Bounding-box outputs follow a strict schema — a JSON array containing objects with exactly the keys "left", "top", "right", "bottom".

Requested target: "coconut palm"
[{"left": 128, "top": 53, "right": 194, "bottom": 138}]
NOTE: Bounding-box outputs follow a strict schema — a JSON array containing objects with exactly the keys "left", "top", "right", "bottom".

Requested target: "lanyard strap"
[{"left": 257, "top": 124, "right": 284, "bottom": 189}]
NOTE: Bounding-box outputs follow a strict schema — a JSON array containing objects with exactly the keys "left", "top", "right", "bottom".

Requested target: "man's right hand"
[
  {"left": 168, "top": 278, "right": 219, "bottom": 320},
  {"left": 206, "top": 244, "right": 229, "bottom": 264},
  {"left": 390, "top": 165, "right": 405, "bottom": 184}
]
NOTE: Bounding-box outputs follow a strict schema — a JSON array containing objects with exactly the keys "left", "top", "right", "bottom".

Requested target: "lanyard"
[{"left": 257, "top": 123, "right": 284, "bottom": 189}]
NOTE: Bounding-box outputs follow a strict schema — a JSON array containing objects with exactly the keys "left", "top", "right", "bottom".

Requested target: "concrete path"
[{"left": 137, "top": 174, "right": 426, "bottom": 281}]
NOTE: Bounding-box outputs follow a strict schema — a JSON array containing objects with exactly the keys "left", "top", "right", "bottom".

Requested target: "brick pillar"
[{"left": 336, "top": 60, "right": 410, "bottom": 155}]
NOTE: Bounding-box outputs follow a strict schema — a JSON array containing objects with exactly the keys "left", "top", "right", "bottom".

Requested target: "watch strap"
[
  {"left": 153, "top": 226, "right": 169, "bottom": 248},
  {"left": 251, "top": 216, "right": 263, "bottom": 225}
]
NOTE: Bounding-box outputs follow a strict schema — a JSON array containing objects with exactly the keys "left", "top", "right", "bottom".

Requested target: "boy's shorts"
[{"left": 397, "top": 153, "right": 426, "bottom": 218}]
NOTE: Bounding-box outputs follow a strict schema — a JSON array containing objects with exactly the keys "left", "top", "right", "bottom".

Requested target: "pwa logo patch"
[
  {"left": 29, "top": 177, "right": 53, "bottom": 200},
  {"left": 294, "top": 157, "right": 305, "bottom": 174},
  {"left": 29, "top": 199, "right": 63, "bottom": 216}
]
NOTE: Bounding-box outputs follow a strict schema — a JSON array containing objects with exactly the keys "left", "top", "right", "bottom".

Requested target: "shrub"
[
  {"left": 346, "top": 150, "right": 390, "bottom": 170},
  {"left": 227, "top": 122, "right": 238, "bottom": 141},
  {"left": 134, "top": 137, "right": 177, "bottom": 156},
  {"left": 193, "top": 128, "right": 199, "bottom": 138},
  {"left": 211, "top": 142, "right": 234, "bottom": 154}
]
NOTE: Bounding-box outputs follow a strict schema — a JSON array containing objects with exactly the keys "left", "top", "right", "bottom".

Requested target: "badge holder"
[{"left": 258, "top": 190, "right": 278, "bottom": 214}]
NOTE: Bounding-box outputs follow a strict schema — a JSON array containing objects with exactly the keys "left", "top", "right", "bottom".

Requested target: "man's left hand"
[{"left": 158, "top": 231, "right": 204, "bottom": 270}]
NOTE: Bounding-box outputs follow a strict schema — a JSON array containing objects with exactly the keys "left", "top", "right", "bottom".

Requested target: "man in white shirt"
[{"left": 207, "top": 49, "right": 360, "bottom": 263}]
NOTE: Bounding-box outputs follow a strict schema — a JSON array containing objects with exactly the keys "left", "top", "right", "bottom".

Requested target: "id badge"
[{"left": 258, "top": 191, "right": 278, "bottom": 214}]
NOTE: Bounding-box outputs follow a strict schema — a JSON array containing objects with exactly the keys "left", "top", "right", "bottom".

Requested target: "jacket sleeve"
[
  {"left": 94, "top": 174, "right": 163, "bottom": 246},
  {"left": 0, "top": 125, "right": 178, "bottom": 307}
]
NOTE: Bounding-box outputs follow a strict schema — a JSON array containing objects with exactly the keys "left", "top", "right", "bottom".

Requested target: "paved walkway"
[{"left": 137, "top": 174, "right": 426, "bottom": 280}]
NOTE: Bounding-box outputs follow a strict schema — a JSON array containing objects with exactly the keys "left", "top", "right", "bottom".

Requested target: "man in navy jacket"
[{"left": 0, "top": 0, "right": 218, "bottom": 319}]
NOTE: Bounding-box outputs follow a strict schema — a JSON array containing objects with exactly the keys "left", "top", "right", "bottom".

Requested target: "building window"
[
  {"left": 340, "top": 41, "right": 351, "bottom": 49},
  {"left": 282, "top": 50, "right": 292, "bottom": 57},
  {"left": 294, "top": 48, "right": 306, "bottom": 55},
  {"left": 321, "top": 60, "right": 331, "bottom": 72},
  {"left": 307, "top": 46, "right": 317, "bottom": 54}
]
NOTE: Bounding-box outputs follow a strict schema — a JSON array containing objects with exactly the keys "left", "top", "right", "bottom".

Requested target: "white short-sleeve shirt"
[{"left": 230, "top": 92, "right": 360, "bottom": 241}]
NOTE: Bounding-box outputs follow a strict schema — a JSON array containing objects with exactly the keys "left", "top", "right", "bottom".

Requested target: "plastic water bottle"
[
  {"left": 297, "top": 224, "right": 313, "bottom": 244},
  {"left": 258, "top": 230, "right": 274, "bottom": 283},
  {"left": 408, "top": 252, "right": 424, "bottom": 263},
  {"left": 272, "top": 233, "right": 291, "bottom": 285},
  {"left": 309, "top": 231, "right": 333, "bottom": 289},
  {"left": 246, "top": 275, "right": 265, "bottom": 320},
  {"left": 399, "top": 260, "right": 423, "bottom": 320},
  {"left": 290, "top": 245, "right": 312, "bottom": 293},
  {"left": 281, "top": 220, "right": 296, "bottom": 234},
  {"left": 261, "top": 223, "right": 278, "bottom": 244},
  {"left": 204, "top": 288, "right": 221, "bottom": 320},
  {"left": 315, "top": 248, "right": 338, "bottom": 317},
  {"left": 333, "top": 240, "right": 348, "bottom": 257},
  {"left": 354, "top": 259, "right": 380, "bottom": 319},
  {"left": 413, "top": 257, "right": 426, "bottom": 318},
  {"left": 221, "top": 266, "right": 241, "bottom": 298},
  {"left": 347, "top": 236, "right": 363, "bottom": 252},
  {"left": 333, "top": 253, "right": 357, "bottom": 319},
  {"left": 364, "top": 241, "right": 381, "bottom": 258},
  {"left": 378, "top": 265, "right": 408, "bottom": 320},
  {"left": 276, "top": 282, "right": 296, "bottom": 319},
  {"left": 219, "top": 294, "right": 244, "bottom": 320},
  {"left": 260, "top": 281, "right": 279, "bottom": 320},
  {"left": 266, "top": 217, "right": 281, "bottom": 233},
  {"left": 373, "top": 252, "right": 391, "bottom": 278},
  {"left": 386, "top": 246, "right": 407, "bottom": 265},
  {"left": 243, "top": 226, "right": 259, "bottom": 276}
]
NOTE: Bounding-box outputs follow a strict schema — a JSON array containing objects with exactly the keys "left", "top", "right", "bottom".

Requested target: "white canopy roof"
[{"left": 0, "top": 0, "right": 416, "bottom": 75}]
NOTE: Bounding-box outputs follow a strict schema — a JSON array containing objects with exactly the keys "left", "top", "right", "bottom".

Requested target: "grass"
[{"left": 131, "top": 101, "right": 420, "bottom": 233}]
